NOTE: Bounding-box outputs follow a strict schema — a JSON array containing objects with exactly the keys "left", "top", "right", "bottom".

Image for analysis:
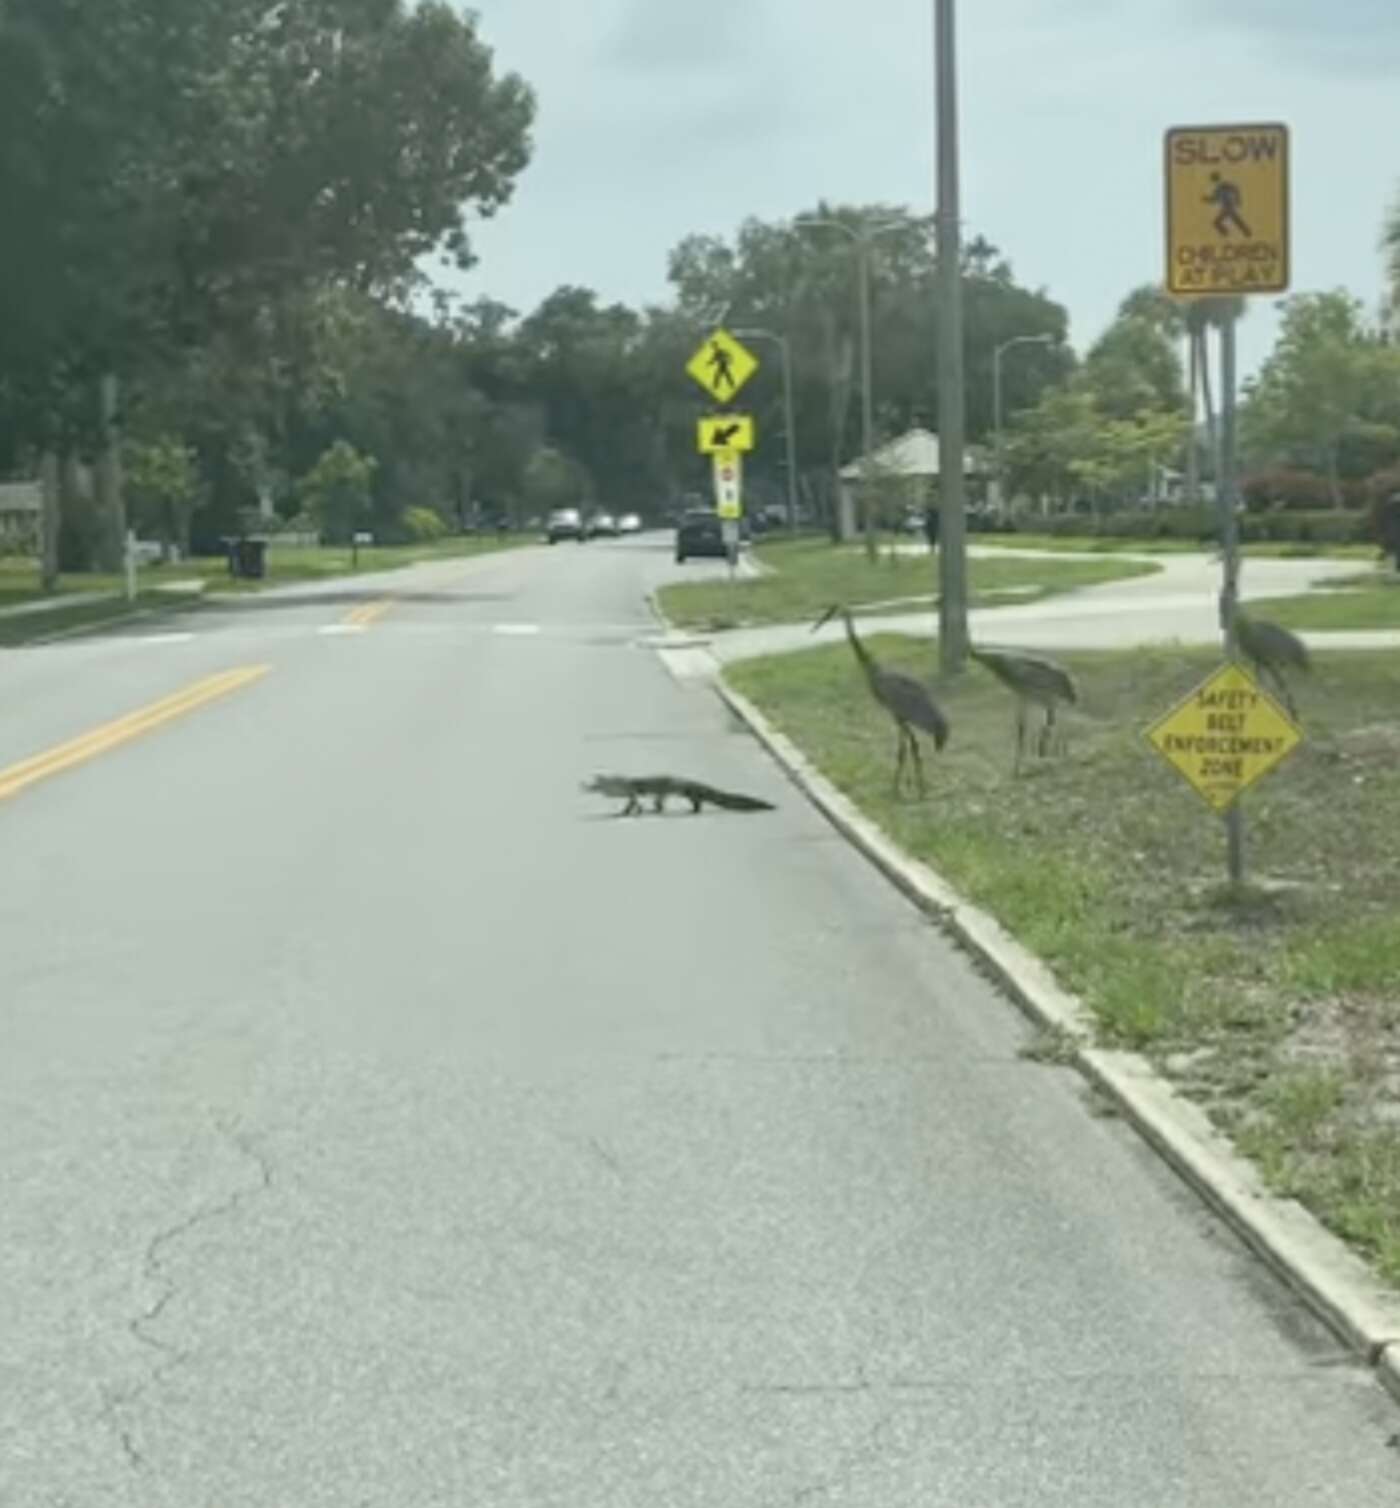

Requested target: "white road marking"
[
  {"left": 319, "top": 624, "right": 367, "bottom": 637},
  {"left": 134, "top": 633, "right": 196, "bottom": 646},
  {"left": 493, "top": 623, "right": 541, "bottom": 636}
]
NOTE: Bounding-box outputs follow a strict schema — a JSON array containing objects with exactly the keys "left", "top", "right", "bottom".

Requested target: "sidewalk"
[{"left": 706, "top": 549, "right": 1400, "bottom": 665}]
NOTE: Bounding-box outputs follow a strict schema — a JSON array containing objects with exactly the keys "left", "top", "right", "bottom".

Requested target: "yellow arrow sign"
[
  {"left": 1146, "top": 661, "right": 1301, "bottom": 811},
  {"left": 1165, "top": 122, "right": 1289, "bottom": 297},
  {"left": 686, "top": 329, "right": 759, "bottom": 404},
  {"left": 697, "top": 414, "right": 755, "bottom": 454}
]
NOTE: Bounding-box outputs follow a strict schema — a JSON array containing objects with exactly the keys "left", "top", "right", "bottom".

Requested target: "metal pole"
[
  {"left": 858, "top": 234, "right": 876, "bottom": 560},
  {"left": 992, "top": 343, "right": 1004, "bottom": 512},
  {"left": 734, "top": 327, "right": 803, "bottom": 535},
  {"left": 780, "top": 335, "right": 800, "bottom": 533},
  {"left": 1219, "top": 312, "right": 1244, "bottom": 887},
  {"left": 935, "top": 0, "right": 969, "bottom": 676}
]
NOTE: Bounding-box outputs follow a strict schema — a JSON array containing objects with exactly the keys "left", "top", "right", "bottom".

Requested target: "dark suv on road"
[
  {"left": 675, "top": 509, "right": 727, "bottom": 563},
  {"left": 675, "top": 508, "right": 743, "bottom": 563}
]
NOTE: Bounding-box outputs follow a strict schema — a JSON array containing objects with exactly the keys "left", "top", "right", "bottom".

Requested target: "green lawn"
[
  {"left": 1250, "top": 573, "right": 1400, "bottom": 631},
  {"left": 973, "top": 533, "right": 1378, "bottom": 560},
  {"left": 730, "top": 640, "right": 1400, "bottom": 1287},
  {"left": 0, "top": 534, "right": 526, "bottom": 640},
  {"left": 656, "top": 537, "right": 1159, "bottom": 630}
]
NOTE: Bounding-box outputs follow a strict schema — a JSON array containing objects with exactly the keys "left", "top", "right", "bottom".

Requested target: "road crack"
[{"left": 96, "top": 1122, "right": 274, "bottom": 1475}]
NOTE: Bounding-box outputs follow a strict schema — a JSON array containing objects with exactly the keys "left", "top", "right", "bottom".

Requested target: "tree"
[
  {"left": 0, "top": 0, "right": 536, "bottom": 559},
  {"left": 300, "top": 440, "right": 377, "bottom": 543},
  {"left": 1082, "top": 314, "right": 1186, "bottom": 420},
  {"left": 124, "top": 436, "right": 201, "bottom": 558},
  {"left": 1240, "top": 291, "right": 1395, "bottom": 503}
]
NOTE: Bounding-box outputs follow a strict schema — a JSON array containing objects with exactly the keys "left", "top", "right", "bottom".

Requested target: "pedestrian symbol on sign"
[
  {"left": 1204, "top": 172, "right": 1251, "bottom": 238},
  {"left": 707, "top": 341, "right": 737, "bottom": 396}
]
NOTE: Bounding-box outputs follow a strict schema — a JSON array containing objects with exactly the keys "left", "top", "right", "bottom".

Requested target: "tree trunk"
[
  {"left": 39, "top": 451, "right": 61, "bottom": 594},
  {"left": 94, "top": 374, "right": 126, "bottom": 573},
  {"left": 1325, "top": 442, "right": 1342, "bottom": 509}
]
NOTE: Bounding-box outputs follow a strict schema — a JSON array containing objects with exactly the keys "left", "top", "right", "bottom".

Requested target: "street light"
[
  {"left": 992, "top": 333, "right": 1055, "bottom": 509},
  {"left": 732, "top": 327, "right": 800, "bottom": 533},
  {"left": 795, "top": 214, "right": 904, "bottom": 556}
]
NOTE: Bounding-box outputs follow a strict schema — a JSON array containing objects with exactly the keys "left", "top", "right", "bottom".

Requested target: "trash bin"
[{"left": 229, "top": 538, "right": 267, "bottom": 580}]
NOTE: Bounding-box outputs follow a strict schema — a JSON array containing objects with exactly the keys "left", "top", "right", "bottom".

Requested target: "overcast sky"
[{"left": 454, "top": 0, "right": 1397, "bottom": 380}]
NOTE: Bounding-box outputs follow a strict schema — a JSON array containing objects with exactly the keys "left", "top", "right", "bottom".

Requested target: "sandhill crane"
[
  {"left": 969, "top": 646, "right": 1078, "bottom": 772},
  {"left": 813, "top": 604, "right": 949, "bottom": 797},
  {"left": 1235, "top": 610, "right": 1309, "bottom": 719}
]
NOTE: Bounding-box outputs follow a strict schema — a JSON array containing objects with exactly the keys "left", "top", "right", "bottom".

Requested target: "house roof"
[{"left": 838, "top": 427, "right": 984, "bottom": 481}]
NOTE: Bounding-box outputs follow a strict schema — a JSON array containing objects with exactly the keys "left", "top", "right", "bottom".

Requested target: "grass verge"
[
  {"left": 1249, "top": 573, "right": 1400, "bottom": 631},
  {"left": 0, "top": 534, "right": 525, "bottom": 642},
  {"left": 0, "top": 591, "right": 203, "bottom": 647},
  {"left": 729, "top": 638, "right": 1400, "bottom": 1287},
  {"left": 973, "top": 534, "right": 1378, "bottom": 560},
  {"left": 657, "top": 537, "right": 1158, "bottom": 630}
]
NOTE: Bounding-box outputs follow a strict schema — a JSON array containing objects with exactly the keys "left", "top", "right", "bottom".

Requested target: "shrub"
[{"left": 403, "top": 505, "right": 448, "bottom": 542}]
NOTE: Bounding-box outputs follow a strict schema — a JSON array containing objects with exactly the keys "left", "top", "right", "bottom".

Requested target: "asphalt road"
[{"left": 2, "top": 535, "right": 1398, "bottom": 1507}]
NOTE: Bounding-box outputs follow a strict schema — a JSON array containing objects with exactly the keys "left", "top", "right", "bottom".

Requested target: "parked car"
[
  {"left": 675, "top": 508, "right": 732, "bottom": 563},
  {"left": 585, "top": 511, "right": 618, "bottom": 539},
  {"left": 545, "top": 507, "right": 584, "bottom": 543},
  {"left": 617, "top": 512, "right": 642, "bottom": 535}
]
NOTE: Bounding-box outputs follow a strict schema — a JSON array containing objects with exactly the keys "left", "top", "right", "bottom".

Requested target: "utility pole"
[
  {"left": 934, "top": 0, "right": 969, "bottom": 676},
  {"left": 1218, "top": 312, "right": 1244, "bottom": 886},
  {"left": 95, "top": 374, "right": 125, "bottom": 575},
  {"left": 39, "top": 450, "right": 60, "bottom": 595},
  {"left": 796, "top": 215, "right": 902, "bottom": 557},
  {"left": 734, "top": 328, "right": 801, "bottom": 533},
  {"left": 992, "top": 333, "right": 1054, "bottom": 510}
]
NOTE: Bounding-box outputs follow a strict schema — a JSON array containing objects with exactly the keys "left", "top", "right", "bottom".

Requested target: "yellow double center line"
[
  {"left": 0, "top": 665, "right": 271, "bottom": 805},
  {"left": 343, "top": 598, "right": 394, "bottom": 629}
]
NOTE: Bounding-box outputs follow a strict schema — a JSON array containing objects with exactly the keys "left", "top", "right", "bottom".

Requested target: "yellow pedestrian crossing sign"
[
  {"left": 686, "top": 329, "right": 759, "bottom": 404},
  {"left": 697, "top": 414, "right": 755, "bottom": 454},
  {"left": 1146, "top": 662, "right": 1302, "bottom": 811},
  {"left": 1165, "top": 122, "right": 1289, "bottom": 296}
]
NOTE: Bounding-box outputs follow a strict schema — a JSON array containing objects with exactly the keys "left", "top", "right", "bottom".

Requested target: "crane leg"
[
  {"left": 1271, "top": 667, "right": 1298, "bottom": 721},
  {"left": 1014, "top": 701, "right": 1027, "bottom": 775},
  {"left": 907, "top": 728, "right": 927, "bottom": 798},
  {"left": 1039, "top": 703, "right": 1057, "bottom": 759},
  {"left": 892, "top": 725, "right": 908, "bottom": 797}
]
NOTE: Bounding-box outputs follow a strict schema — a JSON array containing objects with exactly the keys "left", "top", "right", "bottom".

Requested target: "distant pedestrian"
[{"left": 923, "top": 504, "right": 941, "bottom": 550}]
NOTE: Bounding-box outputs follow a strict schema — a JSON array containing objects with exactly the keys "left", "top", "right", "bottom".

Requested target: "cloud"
[
  {"left": 604, "top": 0, "right": 758, "bottom": 73},
  {"left": 1174, "top": 0, "right": 1400, "bottom": 69}
]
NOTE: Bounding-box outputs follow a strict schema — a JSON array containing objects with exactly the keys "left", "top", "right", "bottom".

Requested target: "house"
[
  {"left": 836, "top": 428, "right": 986, "bottom": 540},
  {"left": 0, "top": 480, "right": 42, "bottom": 553}
]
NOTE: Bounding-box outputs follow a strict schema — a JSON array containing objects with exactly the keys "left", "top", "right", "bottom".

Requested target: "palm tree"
[{"left": 1383, "top": 191, "right": 1400, "bottom": 330}]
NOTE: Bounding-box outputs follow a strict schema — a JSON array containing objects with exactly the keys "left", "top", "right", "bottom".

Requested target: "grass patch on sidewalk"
[
  {"left": 729, "top": 639, "right": 1400, "bottom": 1286},
  {"left": 657, "top": 537, "right": 1158, "bottom": 630},
  {"left": 1248, "top": 573, "right": 1400, "bottom": 631}
]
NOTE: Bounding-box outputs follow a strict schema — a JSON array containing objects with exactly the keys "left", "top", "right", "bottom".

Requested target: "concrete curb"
[{"left": 714, "top": 674, "right": 1400, "bottom": 1405}]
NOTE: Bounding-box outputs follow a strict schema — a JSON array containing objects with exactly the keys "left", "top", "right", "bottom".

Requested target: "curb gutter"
[{"left": 715, "top": 674, "right": 1400, "bottom": 1406}]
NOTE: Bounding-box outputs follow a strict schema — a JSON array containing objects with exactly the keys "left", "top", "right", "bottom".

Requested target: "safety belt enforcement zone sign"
[{"left": 1165, "top": 123, "right": 1289, "bottom": 297}]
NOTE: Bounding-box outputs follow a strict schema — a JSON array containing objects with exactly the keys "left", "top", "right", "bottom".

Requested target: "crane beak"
[{"left": 811, "top": 604, "right": 839, "bottom": 635}]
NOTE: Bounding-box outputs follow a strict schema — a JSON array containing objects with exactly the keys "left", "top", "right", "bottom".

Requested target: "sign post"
[
  {"left": 1163, "top": 121, "right": 1290, "bottom": 887},
  {"left": 713, "top": 449, "right": 743, "bottom": 581}
]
